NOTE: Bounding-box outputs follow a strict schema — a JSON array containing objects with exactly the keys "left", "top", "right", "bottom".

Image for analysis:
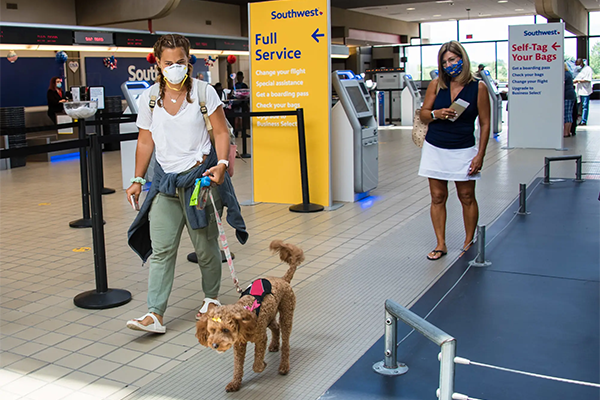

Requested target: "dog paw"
[
  {"left": 268, "top": 342, "right": 279, "bottom": 352},
  {"left": 253, "top": 361, "right": 267, "bottom": 373},
  {"left": 225, "top": 381, "right": 241, "bottom": 392},
  {"left": 278, "top": 362, "right": 290, "bottom": 375}
]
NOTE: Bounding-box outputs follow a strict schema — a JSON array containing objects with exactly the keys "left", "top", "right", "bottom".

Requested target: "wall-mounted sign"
[
  {"left": 215, "top": 38, "right": 248, "bottom": 51},
  {"left": 114, "top": 32, "right": 157, "bottom": 48},
  {"left": 508, "top": 23, "right": 564, "bottom": 149},
  {"left": 74, "top": 31, "right": 114, "bottom": 45},
  {"left": 89, "top": 86, "right": 105, "bottom": 110},
  {"left": 189, "top": 37, "right": 217, "bottom": 50},
  {"left": 0, "top": 26, "right": 72, "bottom": 45},
  {"left": 250, "top": 0, "right": 331, "bottom": 206}
]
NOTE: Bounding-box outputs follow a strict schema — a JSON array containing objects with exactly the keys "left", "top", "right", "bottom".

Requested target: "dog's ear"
[
  {"left": 195, "top": 314, "right": 210, "bottom": 347},
  {"left": 233, "top": 306, "right": 257, "bottom": 342}
]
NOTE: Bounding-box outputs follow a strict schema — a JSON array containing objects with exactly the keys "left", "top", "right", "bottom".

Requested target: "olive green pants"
[{"left": 147, "top": 186, "right": 222, "bottom": 316}]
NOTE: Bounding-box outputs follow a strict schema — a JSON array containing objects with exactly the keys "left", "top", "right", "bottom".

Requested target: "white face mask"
[{"left": 163, "top": 64, "right": 188, "bottom": 84}]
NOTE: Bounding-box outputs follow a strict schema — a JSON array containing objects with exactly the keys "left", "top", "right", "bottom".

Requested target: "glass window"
[
  {"left": 564, "top": 37, "right": 577, "bottom": 62},
  {"left": 590, "top": 37, "right": 600, "bottom": 79},
  {"left": 565, "top": 30, "right": 576, "bottom": 38},
  {"left": 405, "top": 46, "right": 422, "bottom": 81},
  {"left": 462, "top": 42, "right": 498, "bottom": 80},
  {"left": 496, "top": 41, "right": 508, "bottom": 83},
  {"left": 590, "top": 11, "right": 600, "bottom": 36},
  {"left": 421, "top": 21, "right": 457, "bottom": 45},
  {"left": 421, "top": 45, "right": 441, "bottom": 81},
  {"left": 535, "top": 15, "right": 548, "bottom": 24},
  {"left": 459, "top": 16, "right": 534, "bottom": 42}
]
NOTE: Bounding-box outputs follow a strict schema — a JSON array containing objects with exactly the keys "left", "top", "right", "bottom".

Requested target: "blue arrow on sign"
[{"left": 311, "top": 28, "right": 325, "bottom": 43}]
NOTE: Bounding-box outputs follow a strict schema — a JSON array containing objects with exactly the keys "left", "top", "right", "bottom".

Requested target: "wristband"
[
  {"left": 130, "top": 177, "right": 147, "bottom": 185},
  {"left": 431, "top": 110, "right": 437, "bottom": 120},
  {"left": 217, "top": 159, "right": 229, "bottom": 168}
]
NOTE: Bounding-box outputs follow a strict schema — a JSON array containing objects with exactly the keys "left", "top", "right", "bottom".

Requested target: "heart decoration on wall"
[{"left": 68, "top": 61, "right": 79, "bottom": 73}]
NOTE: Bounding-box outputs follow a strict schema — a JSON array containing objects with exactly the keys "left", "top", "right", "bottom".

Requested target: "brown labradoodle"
[{"left": 195, "top": 240, "right": 304, "bottom": 392}]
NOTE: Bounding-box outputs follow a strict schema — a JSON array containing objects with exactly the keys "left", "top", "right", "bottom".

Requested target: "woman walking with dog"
[
  {"left": 125, "top": 34, "right": 248, "bottom": 334},
  {"left": 418, "top": 41, "right": 491, "bottom": 261}
]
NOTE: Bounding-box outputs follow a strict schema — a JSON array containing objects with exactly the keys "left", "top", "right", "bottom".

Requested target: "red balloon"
[
  {"left": 146, "top": 53, "right": 156, "bottom": 64},
  {"left": 227, "top": 55, "right": 237, "bottom": 64}
]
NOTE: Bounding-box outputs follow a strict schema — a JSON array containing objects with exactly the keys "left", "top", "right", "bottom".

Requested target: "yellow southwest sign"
[{"left": 249, "top": 0, "right": 330, "bottom": 206}]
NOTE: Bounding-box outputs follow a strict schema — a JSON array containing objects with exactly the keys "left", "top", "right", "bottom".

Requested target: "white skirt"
[{"left": 418, "top": 141, "right": 481, "bottom": 181}]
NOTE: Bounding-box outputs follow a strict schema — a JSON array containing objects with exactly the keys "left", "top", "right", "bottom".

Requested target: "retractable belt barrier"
[{"left": 0, "top": 114, "right": 138, "bottom": 310}]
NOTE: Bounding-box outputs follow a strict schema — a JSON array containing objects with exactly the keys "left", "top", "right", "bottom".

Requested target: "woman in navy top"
[
  {"left": 563, "top": 64, "right": 576, "bottom": 137},
  {"left": 418, "top": 41, "right": 491, "bottom": 260}
]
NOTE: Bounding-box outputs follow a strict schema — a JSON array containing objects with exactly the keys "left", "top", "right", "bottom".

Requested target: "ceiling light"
[
  {"left": 433, "top": 14, "right": 442, "bottom": 17},
  {"left": 515, "top": 8, "right": 524, "bottom": 11},
  {"left": 407, "top": 7, "right": 415, "bottom": 11},
  {"left": 498, "top": 0, "right": 508, "bottom": 2},
  {"left": 478, "top": 14, "right": 491, "bottom": 17},
  {"left": 448, "top": 18, "right": 457, "bottom": 21},
  {"left": 436, "top": 0, "right": 453, "bottom": 3}
]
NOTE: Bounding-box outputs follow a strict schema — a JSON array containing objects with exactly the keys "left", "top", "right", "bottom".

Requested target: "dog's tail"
[{"left": 270, "top": 240, "right": 304, "bottom": 283}]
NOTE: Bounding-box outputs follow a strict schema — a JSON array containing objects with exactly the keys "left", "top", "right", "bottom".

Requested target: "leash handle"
[{"left": 207, "top": 188, "right": 242, "bottom": 293}]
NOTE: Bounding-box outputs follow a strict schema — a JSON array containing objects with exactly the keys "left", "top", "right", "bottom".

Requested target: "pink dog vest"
[{"left": 241, "top": 279, "right": 272, "bottom": 316}]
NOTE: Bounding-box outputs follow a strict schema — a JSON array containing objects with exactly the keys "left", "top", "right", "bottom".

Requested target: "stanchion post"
[
  {"left": 289, "top": 108, "right": 324, "bottom": 213},
  {"left": 73, "top": 132, "right": 131, "bottom": 309},
  {"left": 241, "top": 125, "right": 251, "bottom": 158},
  {"left": 69, "top": 118, "right": 93, "bottom": 228},
  {"left": 543, "top": 157, "right": 551, "bottom": 185},
  {"left": 575, "top": 155, "right": 584, "bottom": 182},
  {"left": 516, "top": 183, "right": 529, "bottom": 215},
  {"left": 439, "top": 340, "right": 456, "bottom": 400},
  {"left": 469, "top": 225, "right": 492, "bottom": 267},
  {"left": 384, "top": 311, "right": 397, "bottom": 369}
]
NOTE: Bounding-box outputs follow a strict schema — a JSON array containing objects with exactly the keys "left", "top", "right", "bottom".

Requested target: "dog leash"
[{"left": 190, "top": 177, "right": 242, "bottom": 293}]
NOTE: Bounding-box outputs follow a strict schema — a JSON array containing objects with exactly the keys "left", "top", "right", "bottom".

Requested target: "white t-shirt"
[
  {"left": 136, "top": 78, "right": 222, "bottom": 174},
  {"left": 574, "top": 66, "right": 593, "bottom": 97}
]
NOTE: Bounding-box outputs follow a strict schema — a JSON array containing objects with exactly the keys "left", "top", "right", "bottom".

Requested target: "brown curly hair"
[{"left": 153, "top": 34, "right": 194, "bottom": 107}]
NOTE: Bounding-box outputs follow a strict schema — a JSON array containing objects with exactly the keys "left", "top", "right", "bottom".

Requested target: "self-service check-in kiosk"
[
  {"left": 375, "top": 69, "right": 405, "bottom": 125},
  {"left": 331, "top": 71, "right": 378, "bottom": 202},
  {"left": 480, "top": 70, "right": 502, "bottom": 135},
  {"left": 401, "top": 74, "right": 422, "bottom": 126},
  {"left": 120, "top": 80, "right": 151, "bottom": 189}
]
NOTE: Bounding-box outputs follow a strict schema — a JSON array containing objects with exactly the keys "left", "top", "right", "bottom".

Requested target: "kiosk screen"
[
  {"left": 408, "top": 79, "right": 419, "bottom": 93},
  {"left": 346, "top": 86, "right": 370, "bottom": 114},
  {"left": 359, "top": 82, "right": 368, "bottom": 95}
]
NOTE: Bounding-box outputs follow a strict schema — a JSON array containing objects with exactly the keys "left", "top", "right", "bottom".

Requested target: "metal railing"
[
  {"left": 373, "top": 299, "right": 456, "bottom": 400},
  {"left": 543, "top": 155, "right": 584, "bottom": 184}
]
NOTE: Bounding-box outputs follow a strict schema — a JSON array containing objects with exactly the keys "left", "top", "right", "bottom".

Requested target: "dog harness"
[{"left": 241, "top": 279, "right": 272, "bottom": 316}]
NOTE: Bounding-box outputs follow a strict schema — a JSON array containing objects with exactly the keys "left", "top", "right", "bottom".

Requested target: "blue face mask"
[
  {"left": 56, "top": 82, "right": 62, "bottom": 88},
  {"left": 444, "top": 59, "right": 463, "bottom": 78}
]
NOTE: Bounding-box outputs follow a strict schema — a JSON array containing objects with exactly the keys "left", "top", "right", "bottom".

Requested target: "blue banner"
[{"left": 0, "top": 58, "right": 63, "bottom": 108}]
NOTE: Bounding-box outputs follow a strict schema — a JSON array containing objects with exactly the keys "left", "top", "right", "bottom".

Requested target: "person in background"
[
  {"left": 573, "top": 59, "right": 593, "bottom": 126},
  {"left": 47, "top": 76, "right": 67, "bottom": 124},
  {"left": 234, "top": 71, "right": 248, "bottom": 90},
  {"left": 474, "top": 64, "right": 485, "bottom": 80},
  {"left": 563, "top": 63, "right": 576, "bottom": 137},
  {"left": 213, "top": 82, "right": 225, "bottom": 102},
  {"left": 233, "top": 71, "right": 249, "bottom": 136},
  {"left": 419, "top": 41, "right": 491, "bottom": 260},
  {"left": 196, "top": 73, "right": 205, "bottom": 81}
]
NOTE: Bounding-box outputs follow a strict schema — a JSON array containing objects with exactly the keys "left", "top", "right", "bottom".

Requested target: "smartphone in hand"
[
  {"left": 130, "top": 195, "right": 140, "bottom": 211},
  {"left": 448, "top": 99, "right": 470, "bottom": 121}
]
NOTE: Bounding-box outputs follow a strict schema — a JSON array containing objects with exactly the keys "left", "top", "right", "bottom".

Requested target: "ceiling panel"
[
  {"left": 352, "top": 0, "right": 539, "bottom": 23},
  {"left": 198, "top": 0, "right": 599, "bottom": 18}
]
